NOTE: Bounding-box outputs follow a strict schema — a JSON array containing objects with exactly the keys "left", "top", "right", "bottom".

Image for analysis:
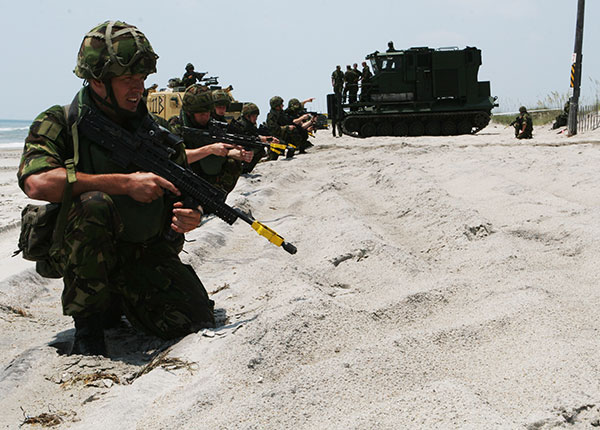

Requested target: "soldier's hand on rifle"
[
  {"left": 171, "top": 201, "right": 203, "bottom": 233},
  {"left": 227, "top": 146, "right": 254, "bottom": 162},
  {"left": 126, "top": 171, "right": 180, "bottom": 203},
  {"left": 260, "top": 135, "right": 279, "bottom": 144},
  {"left": 210, "top": 142, "right": 236, "bottom": 157}
]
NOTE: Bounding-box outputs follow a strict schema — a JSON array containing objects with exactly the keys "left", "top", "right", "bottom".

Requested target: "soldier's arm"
[
  {"left": 185, "top": 143, "right": 235, "bottom": 164},
  {"left": 23, "top": 169, "right": 180, "bottom": 204},
  {"left": 20, "top": 107, "right": 181, "bottom": 204}
]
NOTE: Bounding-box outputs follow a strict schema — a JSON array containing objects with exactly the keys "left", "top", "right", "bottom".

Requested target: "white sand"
[{"left": 2, "top": 124, "right": 600, "bottom": 429}]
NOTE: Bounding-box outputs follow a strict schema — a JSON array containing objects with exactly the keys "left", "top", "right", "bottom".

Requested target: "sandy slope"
[{"left": 2, "top": 124, "right": 600, "bottom": 429}]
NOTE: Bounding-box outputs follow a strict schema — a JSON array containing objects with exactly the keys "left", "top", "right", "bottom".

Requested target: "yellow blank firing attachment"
[
  {"left": 270, "top": 142, "right": 287, "bottom": 152},
  {"left": 251, "top": 221, "right": 297, "bottom": 254}
]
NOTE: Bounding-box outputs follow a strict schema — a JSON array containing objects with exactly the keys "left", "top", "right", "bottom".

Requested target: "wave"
[
  {"left": 0, "top": 142, "right": 24, "bottom": 149},
  {"left": 0, "top": 127, "right": 28, "bottom": 132}
]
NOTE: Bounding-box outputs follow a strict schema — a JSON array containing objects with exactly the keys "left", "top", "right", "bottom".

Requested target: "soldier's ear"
[{"left": 89, "top": 79, "right": 107, "bottom": 98}]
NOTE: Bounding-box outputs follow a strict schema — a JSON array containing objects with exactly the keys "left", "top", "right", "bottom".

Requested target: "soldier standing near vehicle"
[
  {"left": 171, "top": 85, "right": 252, "bottom": 194},
  {"left": 360, "top": 61, "right": 373, "bottom": 101},
  {"left": 513, "top": 106, "right": 534, "bottom": 139},
  {"left": 17, "top": 21, "right": 215, "bottom": 356},
  {"left": 344, "top": 65, "right": 360, "bottom": 109},
  {"left": 331, "top": 65, "right": 344, "bottom": 101},
  {"left": 181, "top": 63, "right": 206, "bottom": 88},
  {"left": 228, "top": 103, "right": 280, "bottom": 174},
  {"left": 342, "top": 65, "right": 352, "bottom": 103}
]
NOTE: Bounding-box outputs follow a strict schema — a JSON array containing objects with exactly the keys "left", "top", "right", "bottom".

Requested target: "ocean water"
[{"left": 0, "top": 119, "right": 30, "bottom": 149}]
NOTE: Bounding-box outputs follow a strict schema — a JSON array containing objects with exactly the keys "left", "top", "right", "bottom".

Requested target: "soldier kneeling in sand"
[
  {"left": 512, "top": 106, "right": 533, "bottom": 139},
  {"left": 17, "top": 21, "right": 215, "bottom": 356}
]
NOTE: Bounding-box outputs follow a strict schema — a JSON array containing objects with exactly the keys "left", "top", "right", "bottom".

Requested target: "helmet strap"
[{"left": 90, "top": 80, "right": 140, "bottom": 121}]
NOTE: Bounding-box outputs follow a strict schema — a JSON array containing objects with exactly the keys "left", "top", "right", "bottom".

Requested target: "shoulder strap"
[{"left": 50, "top": 102, "right": 80, "bottom": 252}]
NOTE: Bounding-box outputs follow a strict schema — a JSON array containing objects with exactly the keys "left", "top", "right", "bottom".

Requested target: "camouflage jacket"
[
  {"left": 331, "top": 69, "right": 344, "bottom": 87},
  {"left": 361, "top": 66, "right": 373, "bottom": 82},
  {"left": 172, "top": 112, "right": 242, "bottom": 194},
  {"left": 344, "top": 69, "right": 360, "bottom": 85},
  {"left": 181, "top": 71, "right": 205, "bottom": 88},
  {"left": 266, "top": 108, "right": 293, "bottom": 138},
  {"left": 515, "top": 112, "right": 533, "bottom": 130},
  {"left": 227, "top": 116, "right": 258, "bottom": 137},
  {"left": 18, "top": 86, "right": 186, "bottom": 243}
]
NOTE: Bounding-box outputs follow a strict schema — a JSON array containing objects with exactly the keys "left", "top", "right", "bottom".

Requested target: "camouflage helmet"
[
  {"left": 183, "top": 84, "right": 213, "bottom": 113},
  {"left": 212, "top": 89, "right": 231, "bottom": 107},
  {"left": 186, "top": 62, "right": 194, "bottom": 70},
  {"left": 519, "top": 106, "right": 527, "bottom": 113},
  {"left": 287, "top": 98, "right": 302, "bottom": 111},
  {"left": 74, "top": 21, "right": 158, "bottom": 81},
  {"left": 270, "top": 96, "right": 284, "bottom": 109},
  {"left": 242, "top": 102, "right": 260, "bottom": 116}
]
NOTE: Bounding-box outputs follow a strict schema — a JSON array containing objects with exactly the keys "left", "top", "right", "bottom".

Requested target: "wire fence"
[{"left": 577, "top": 103, "right": 600, "bottom": 132}]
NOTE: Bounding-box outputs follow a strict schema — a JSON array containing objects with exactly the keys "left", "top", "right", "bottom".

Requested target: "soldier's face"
[
  {"left": 112, "top": 74, "right": 146, "bottom": 112},
  {"left": 248, "top": 113, "right": 258, "bottom": 124},
  {"left": 192, "top": 112, "right": 211, "bottom": 126},
  {"left": 214, "top": 105, "right": 227, "bottom": 116},
  {"left": 92, "top": 74, "right": 146, "bottom": 112}
]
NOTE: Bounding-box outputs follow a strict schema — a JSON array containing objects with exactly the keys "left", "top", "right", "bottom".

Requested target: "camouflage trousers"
[
  {"left": 514, "top": 125, "right": 533, "bottom": 139},
  {"left": 48, "top": 191, "right": 215, "bottom": 339}
]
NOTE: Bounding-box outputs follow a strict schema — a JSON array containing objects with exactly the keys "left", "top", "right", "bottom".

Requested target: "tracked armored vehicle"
[{"left": 327, "top": 46, "right": 498, "bottom": 137}]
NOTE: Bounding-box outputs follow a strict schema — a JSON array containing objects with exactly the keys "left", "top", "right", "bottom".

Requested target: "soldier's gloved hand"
[
  {"left": 127, "top": 172, "right": 180, "bottom": 203},
  {"left": 171, "top": 201, "right": 203, "bottom": 233}
]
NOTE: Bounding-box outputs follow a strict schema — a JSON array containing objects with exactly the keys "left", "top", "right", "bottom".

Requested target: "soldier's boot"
[
  {"left": 102, "top": 296, "right": 124, "bottom": 329},
  {"left": 70, "top": 316, "right": 107, "bottom": 356},
  {"left": 299, "top": 140, "right": 314, "bottom": 153},
  {"left": 286, "top": 147, "right": 295, "bottom": 159}
]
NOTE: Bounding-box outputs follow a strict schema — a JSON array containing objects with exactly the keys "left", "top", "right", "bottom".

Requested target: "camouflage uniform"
[
  {"left": 228, "top": 103, "right": 264, "bottom": 174},
  {"left": 344, "top": 66, "right": 360, "bottom": 106},
  {"left": 360, "top": 63, "right": 373, "bottom": 101},
  {"left": 171, "top": 85, "right": 242, "bottom": 195},
  {"left": 181, "top": 63, "right": 205, "bottom": 88},
  {"left": 285, "top": 98, "right": 312, "bottom": 153},
  {"left": 553, "top": 100, "right": 570, "bottom": 129},
  {"left": 331, "top": 67, "right": 344, "bottom": 99},
  {"left": 18, "top": 22, "right": 215, "bottom": 343},
  {"left": 513, "top": 106, "right": 533, "bottom": 139},
  {"left": 266, "top": 96, "right": 300, "bottom": 160}
]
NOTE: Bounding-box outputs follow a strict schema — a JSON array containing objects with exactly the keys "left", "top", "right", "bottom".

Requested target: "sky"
[{"left": 1, "top": 0, "right": 598, "bottom": 120}]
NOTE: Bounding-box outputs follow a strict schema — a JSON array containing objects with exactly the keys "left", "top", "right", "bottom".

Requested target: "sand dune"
[{"left": 2, "top": 124, "right": 600, "bottom": 429}]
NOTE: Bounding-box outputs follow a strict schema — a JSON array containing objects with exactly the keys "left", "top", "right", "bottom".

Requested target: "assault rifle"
[
  {"left": 201, "top": 76, "right": 219, "bottom": 86},
  {"left": 181, "top": 126, "right": 292, "bottom": 155},
  {"left": 305, "top": 111, "right": 329, "bottom": 130},
  {"left": 77, "top": 107, "right": 297, "bottom": 254}
]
